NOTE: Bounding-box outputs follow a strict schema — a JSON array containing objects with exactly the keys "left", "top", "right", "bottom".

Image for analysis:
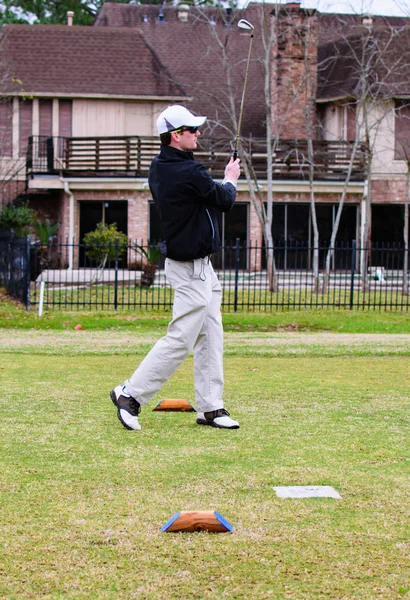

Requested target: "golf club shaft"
[{"left": 234, "top": 32, "right": 254, "bottom": 160}]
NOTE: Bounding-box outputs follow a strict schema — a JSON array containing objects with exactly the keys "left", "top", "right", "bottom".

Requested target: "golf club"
[{"left": 233, "top": 19, "right": 255, "bottom": 160}]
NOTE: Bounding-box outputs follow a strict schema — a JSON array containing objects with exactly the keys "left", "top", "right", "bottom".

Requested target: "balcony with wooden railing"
[{"left": 26, "top": 135, "right": 367, "bottom": 182}]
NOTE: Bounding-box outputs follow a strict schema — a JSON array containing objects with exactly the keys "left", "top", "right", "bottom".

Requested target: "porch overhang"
[
  {"left": 250, "top": 180, "right": 365, "bottom": 195},
  {"left": 28, "top": 176, "right": 152, "bottom": 192},
  {"left": 28, "top": 175, "right": 365, "bottom": 196}
]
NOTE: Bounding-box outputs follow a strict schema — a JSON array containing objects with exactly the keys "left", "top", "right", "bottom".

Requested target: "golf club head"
[{"left": 238, "top": 19, "right": 254, "bottom": 31}]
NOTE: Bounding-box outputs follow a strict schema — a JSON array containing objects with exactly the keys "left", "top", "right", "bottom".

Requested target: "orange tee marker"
[
  {"left": 161, "top": 511, "right": 233, "bottom": 533},
  {"left": 153, "top": 399, "right": 195, "bottom": 411}
]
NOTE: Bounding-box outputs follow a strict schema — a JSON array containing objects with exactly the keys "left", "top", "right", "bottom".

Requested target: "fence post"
[
  {"left": 25, "top": 235, "right": 31, "bottom": 311},
  {"left": 234, "top": 237, "right": 240, "bottom": 313},
  {"left": 114, "top": 238, "right": 119, "bottom": 311},
  {"left": 349, "top": 239, "right": 356, "bottom": 310}
]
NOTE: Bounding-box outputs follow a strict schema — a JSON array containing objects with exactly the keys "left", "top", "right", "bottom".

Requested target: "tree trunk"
[
  {"left": 322, "top": 138, "right": 361, "bottom": 293},
  {"left": 264, "top": 223, "right": 277, "bottom": 293},
  {"left": 239, "top": 148, "right": 278, "bottom": 292},
  {"left": 361, "top": 176, "right": 371, "bottom": 293},
  {"left": 403, "top": 169, "right": 409, "bottom": 295},
  {"left": 307, "top": 138, "right": 320, "bottom": 293}
]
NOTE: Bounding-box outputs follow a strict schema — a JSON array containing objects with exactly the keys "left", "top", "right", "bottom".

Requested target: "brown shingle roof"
[
  {"left": 318, "top": 12, "right": 409, "bottom": 45},
  {"left": 96, "top": 3, "right": 268, "bottom": 137},
  {"left": 2, "top": 3, "right": 410, "bottom": 136},
  {"left": 0, "top": 24, "right": 185, "bottom": 98},
  {"left": 318, "top": 26, "right": 410, "bottom": 100},
  {"left": 95, "top": 2, "right": 410, "bottom": 133}
]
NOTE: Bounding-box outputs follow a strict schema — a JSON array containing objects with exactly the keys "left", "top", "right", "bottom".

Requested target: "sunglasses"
[{"left": 174, "top": 126, "right": 199, "bottom": 134}]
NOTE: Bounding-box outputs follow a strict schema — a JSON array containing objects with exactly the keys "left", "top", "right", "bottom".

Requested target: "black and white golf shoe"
[
  {"left": 196, "top": 408, "right": 239, "bottom": 429},
  {"left": 110, "top": 384, "right": 141, "bottom": 430}
]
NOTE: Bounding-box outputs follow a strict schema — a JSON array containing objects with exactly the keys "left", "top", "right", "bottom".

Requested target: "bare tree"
[
  {"left": 318, "top": 16, "right": 410, "bottom": 292},
  {"left": 404, "top": 165, "right": 409, "bottom": 294},
  {"left": 170, "top": 3, "right": 323, "bottom": 292},
  {"left": 0, "top": 66, "right": 29, "bottom": 210},
  {"left": 302, "top": 12, "right": 320, "bottom": 292},
  {"left": 181, "top": 3, "right": 281, "bottom": 290},
  {"left": 395, "top": 102, "right": 410, "bottom": 294},
  {"left": 238, "top": 2, "right": 279, "bottom": 292},
  {"left": 321, "top": 128, "right": 364, "bottom": 293},
  {"left": 237, "top": 3, "right": 319, "bottom": 292},
  {"left": 140, "top": 2, "right": 408, "bottom": 298}
]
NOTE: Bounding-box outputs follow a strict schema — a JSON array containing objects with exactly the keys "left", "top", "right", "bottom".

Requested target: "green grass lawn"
[
  {"left": 1, "top": 289, "right": 410, "bottom": 333},
  {"left": 1, "top": 325, "right": 409, "bottom": 599}
]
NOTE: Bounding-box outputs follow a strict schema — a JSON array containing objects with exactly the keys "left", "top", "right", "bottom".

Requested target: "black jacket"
[{"left": 148, "top": 145, "right": 236, "bottom": 261}]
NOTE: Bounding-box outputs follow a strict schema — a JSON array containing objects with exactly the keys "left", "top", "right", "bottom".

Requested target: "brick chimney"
[{"left": 271, "top": 4, "right": 318, "bottom": 139}]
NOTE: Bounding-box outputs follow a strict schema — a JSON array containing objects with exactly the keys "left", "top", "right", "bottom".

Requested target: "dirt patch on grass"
[
  {"left": 0, "top": 330, "right": 160, "bottom": 351},
  {"left": 225, "top": 332, "right": 410, "bottom": 346},
  {"left": 1, "top": 329, "right": 409, "bottom": 356}
]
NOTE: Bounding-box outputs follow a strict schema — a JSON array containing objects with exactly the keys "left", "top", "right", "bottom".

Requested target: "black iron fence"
[
  {"left": 0, "top": 233, "right": 31, "bottom": 307},
  {"left": 1, "top": 238, "right": 410, "bottom": 312}
]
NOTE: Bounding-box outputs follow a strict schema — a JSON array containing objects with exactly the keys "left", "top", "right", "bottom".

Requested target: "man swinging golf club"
[{"left": 110, "top": 105, "right": 241, "bottom": 430}]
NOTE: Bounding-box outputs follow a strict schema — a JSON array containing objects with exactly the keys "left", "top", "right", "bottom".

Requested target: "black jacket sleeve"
[{"left": 190, "top": 163, "right": 236, "bottom": 213}]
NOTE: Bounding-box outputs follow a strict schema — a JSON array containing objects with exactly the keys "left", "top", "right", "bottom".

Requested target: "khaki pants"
[{"left": 126, "top": 257, "right": 224, "bottom": 414}]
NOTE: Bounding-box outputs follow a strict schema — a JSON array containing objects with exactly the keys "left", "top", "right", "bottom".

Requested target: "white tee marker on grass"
[{"left": 273, "top": 486, "right": 341, "bottom": 499}]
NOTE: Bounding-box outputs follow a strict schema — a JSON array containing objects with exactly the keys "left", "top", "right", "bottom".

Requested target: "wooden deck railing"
[{"left": 27, "top": 136, "right": 367, "bottom": 181}]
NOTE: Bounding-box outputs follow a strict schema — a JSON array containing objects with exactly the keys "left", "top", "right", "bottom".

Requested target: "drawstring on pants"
[
  {"left": 199, "top": 260, "right": 206, "bottom": 281},
  {"left": 194, "top": 256, "right": 210, "bottom": 281}
]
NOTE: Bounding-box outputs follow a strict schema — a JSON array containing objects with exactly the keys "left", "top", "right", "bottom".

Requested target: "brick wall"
[
  {"left": 53, "top": 185, "right": 365, "bottom": 251},
  {"left": 372, "top": 178, "right": 408, "bottom": 204},
  {"left": 58, "top": 188, "right": 152, "bottom": 243},
  {"left": 60, "top": 190, "right": 73, "bottom": 242},
  {"left": 271, "top": 5, "right": 318, "bottom": 140},
  {"left": 128, "top": 192, "right": 151, "bottom": 241}
]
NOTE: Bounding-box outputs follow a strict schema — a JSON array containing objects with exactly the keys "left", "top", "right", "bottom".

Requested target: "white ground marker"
[{"left": 273, "top": 486, "right": 341, "bottom": 499}]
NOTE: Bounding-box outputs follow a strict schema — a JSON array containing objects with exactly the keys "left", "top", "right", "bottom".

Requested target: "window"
[
  {"left": 345, "top": 103, "right": 356, "bottom": 142},
  {"left": 79, "top": 200, "right": 128, "bottom": 266},
  {"left": 319, "top": 102, "right": 356, "bottom": 142},
  {"left": 39, "top": 100, "right": 52, "bottom": 136},
  {"left": 19, "top": 99, "right": 32, "bottom": 156},
  {"left": 268, "top": 202, "right": 358, "bottom": 269},
  {"left": 217, "top": 203, "right": 248, "bottom": 244},
  {"left": 214, "top": 203, "right": 248, "bottom": 269},
  {"left": 39, "top": 100, "right": 52, "bottom": 157},
  {"left": 287, "top": 203, "right": 310, "bottom": 243},
  {"left": 59, "top": 100, "right": 72, "bottom": 138},
  {"left": 371, "top": 204, "right": 409, "bottom": 269},
  {"left": 371, "top": 205, "right": 407, "bottom": 246},
  {"left": 395, "top": 100, "right": 410, "bottom": 161},
  {"left": 0, "top": 100, "right": 12, "bottom": 157},
  {"left": 271, "top": 203, "right": 357, "bottom": 245}
]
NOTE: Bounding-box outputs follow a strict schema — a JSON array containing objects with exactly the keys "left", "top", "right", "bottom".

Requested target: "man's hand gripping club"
[{"left": 224, "top": 157, "right": 241, "bottom": 187}]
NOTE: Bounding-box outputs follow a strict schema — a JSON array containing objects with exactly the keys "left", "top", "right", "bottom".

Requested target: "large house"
[{"left": 0, "top": 1, "right": 409, "bottom": 268}]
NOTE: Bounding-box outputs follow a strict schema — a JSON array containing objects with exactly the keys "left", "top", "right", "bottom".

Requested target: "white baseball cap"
[{"left": 156, "top": 105, "right": 207, "bottom": 135}]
